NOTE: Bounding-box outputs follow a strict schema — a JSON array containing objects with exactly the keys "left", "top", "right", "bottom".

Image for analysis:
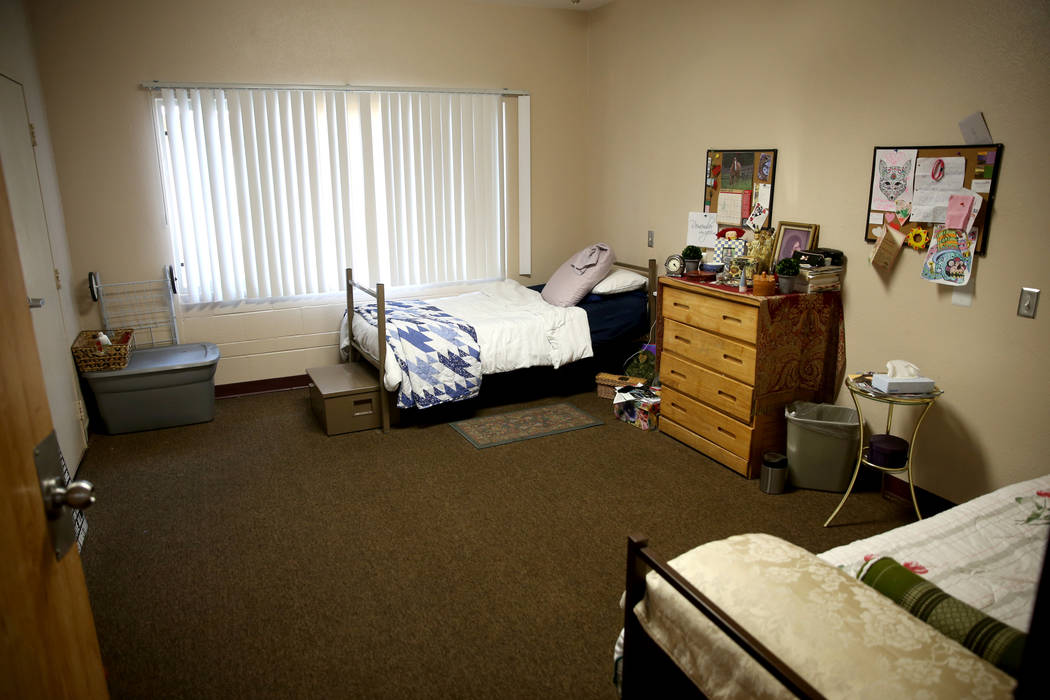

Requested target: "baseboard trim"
[
  {"left": 882, "top": 475, "right": 956, "bottom": 517},
  {"left": 216, "top": 374, "right": 311, "bottom": 399}
]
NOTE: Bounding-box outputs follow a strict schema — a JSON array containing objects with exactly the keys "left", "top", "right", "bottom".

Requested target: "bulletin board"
[
  {"left": 864, "top": 144, "right": 1003, "bottom": 256},
  {"left": 704, "top": 149, "right": 777, "bottom": 229}
]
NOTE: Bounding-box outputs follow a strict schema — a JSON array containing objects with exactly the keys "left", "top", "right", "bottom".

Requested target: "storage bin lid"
[
  {"left": 307, "top": 362, "right": 379, "bottom": 397},
  {"left": 86, "top": 342, "right": 220, "bottom": 378}
]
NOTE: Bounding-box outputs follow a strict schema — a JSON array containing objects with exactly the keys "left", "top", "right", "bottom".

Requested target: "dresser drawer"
[
  {"left": 661, "top": 386, "right": 751, "bottom": 457},
  {"left": 662, "top": 286, "right": 758, "bottom": 343},
  {"left": 660, "top": 352, "right": 753, "bottom": 422},
  {"left": 663, "top": 319, "right": 757, "bottom": 385}
]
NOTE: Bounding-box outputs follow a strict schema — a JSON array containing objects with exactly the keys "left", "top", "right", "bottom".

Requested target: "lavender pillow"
[{"left": 541, "top": 243, "right": 616, "bottom": 307}]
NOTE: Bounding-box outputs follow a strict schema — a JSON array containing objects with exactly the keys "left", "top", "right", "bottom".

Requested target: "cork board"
[
  {"left": 704, "top": 149, "right": 777, "bottom": 230},
  {"left": 864, "top": 144, "right": 1003, "bottom": 256}
]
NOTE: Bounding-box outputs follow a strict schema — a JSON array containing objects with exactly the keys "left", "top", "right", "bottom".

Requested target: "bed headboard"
[{"left": 611, "top": 258, "right": 658, "bottom": 328}]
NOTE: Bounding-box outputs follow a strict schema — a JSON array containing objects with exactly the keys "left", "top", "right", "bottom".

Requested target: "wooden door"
[
  {"left": 0, "top": 162, "right": 108, "bottom": 695},
  {"left": 0, "top": 74, "right": 86, "bottom": 473}
]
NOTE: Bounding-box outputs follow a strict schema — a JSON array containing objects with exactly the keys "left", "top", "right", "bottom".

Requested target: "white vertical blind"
[
  {"left": 153, "top": 87, "right": 508, "bottom": 303},
  {"left": 517, "top": 95, "right": 531, "bottom": 276}
]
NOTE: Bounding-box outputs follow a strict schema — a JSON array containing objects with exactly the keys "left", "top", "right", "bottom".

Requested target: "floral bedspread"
[{"left": 818, "top": 474, "right": 1050, "bottom": 631}]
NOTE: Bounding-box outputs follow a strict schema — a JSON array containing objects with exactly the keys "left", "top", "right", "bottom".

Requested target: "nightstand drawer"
[
  {"left": 661, "top": 386, "right": 751, "bottom": 457},
  {"left": 661, "top": 352, "right": 753, "bottom": 422},
  {"left": 662, "top": 286, "right": 758, "bottom": 343},
  {"left": 663, "top": 319, "right": 757, "bottom": 384}
]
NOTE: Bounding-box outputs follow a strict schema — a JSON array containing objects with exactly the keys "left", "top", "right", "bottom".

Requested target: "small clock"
[{"left": 664, "top": 254, "right": 685, "bottom": 277}]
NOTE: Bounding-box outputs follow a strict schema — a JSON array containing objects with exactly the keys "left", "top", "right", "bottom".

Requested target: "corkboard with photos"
[
  {"left": 864, "top": 144, "right": 1003, "bottom": 255},
  {"left": 703, "top": 149, "right": 777, "bottom": 230}
]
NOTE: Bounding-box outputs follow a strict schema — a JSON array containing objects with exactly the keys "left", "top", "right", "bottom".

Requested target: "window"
[{"left": 151, "top": 87, "right": 513, "bottom": 304}]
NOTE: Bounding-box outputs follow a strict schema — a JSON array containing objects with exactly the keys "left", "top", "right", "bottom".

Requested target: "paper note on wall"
[
  {"left": 744, "top": 203, "right": 769, "bottom": 231},
  {"left": 944, "top": 194, "right": 974, "bottom": 229},
  {"left": 687, "top": 212, "right": 719, "bottom": 248},
  {"left": 914, "top": 157, "right": 965, "bottom": 191},
  {"left": 869, "top": 225, "right": 904, "bottom": 271},
  {"left": 871, "top": 148, "right": 918, "bottom": 211},
  {"left": 756, "top": 183, "right": 772, "bottom": 209},
  {"left": 971, "top": 179, "right": 992, "bottom": 194},
  {"left": 920, "top": 226, "right": 977, "bottom": 286},
  {"left": 716, "top": 192, "right": 744, "bottom": 225}
]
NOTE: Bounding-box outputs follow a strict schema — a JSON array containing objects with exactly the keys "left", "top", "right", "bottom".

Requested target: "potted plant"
[
  {"left": 682, "top": 245, "right": 703, "bottom": 276},
  {"left": 774, "top": 257, "right": 800, "bottom": 293}
]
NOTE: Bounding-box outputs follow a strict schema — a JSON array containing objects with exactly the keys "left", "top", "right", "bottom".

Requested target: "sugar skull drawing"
[{"left": 878, "top": 159, "right": 912, "bottom": 201}]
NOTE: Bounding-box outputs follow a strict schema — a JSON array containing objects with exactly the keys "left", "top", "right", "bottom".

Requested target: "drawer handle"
[
  {"left": 671, "top": 402, "right": 684, "bottom": 412},
  {"left": 673, "top": 302, "right": 691, "bottom": 309},
  {"left": 721, "top": 314, "right": 742, "bottom": 324},
  {"left": 722, "top": 354, "right": 743, "bottom": 365},
  {"left": 717, "top": 426, "right": 737, "bottom": 439},
  {"left": 717, "top": 390, "right": 737, "bottom": 402},
  {"left": 673, "top": 335, "right": 691, "bottom": 344}
]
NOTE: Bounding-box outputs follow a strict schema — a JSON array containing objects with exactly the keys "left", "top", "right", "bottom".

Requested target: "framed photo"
[{"left": 773, "top": 222, "right": 819, "bottom": 263}]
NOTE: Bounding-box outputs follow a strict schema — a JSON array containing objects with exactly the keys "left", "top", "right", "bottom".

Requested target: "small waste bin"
[
  {"left": 784, "top": 402, "right": 859, "bottom": 492},
  {"left": 759, "top": 452, "right": 788, "bottom": 494}
]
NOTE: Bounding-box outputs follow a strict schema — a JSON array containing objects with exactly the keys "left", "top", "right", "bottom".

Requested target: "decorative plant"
[
  {"left": 682, "top": 245, "right": 703, "bottom": 261},
  {"left": 775, "top": 257, "right": 800, "bottom": 276}
]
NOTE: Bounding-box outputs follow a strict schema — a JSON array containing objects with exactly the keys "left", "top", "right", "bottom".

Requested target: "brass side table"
[{"left": 824, "top": 375, "right": 943, "bottom": 527}]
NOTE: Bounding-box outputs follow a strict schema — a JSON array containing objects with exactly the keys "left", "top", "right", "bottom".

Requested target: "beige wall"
[
  {"left": 586, "top": 0, "right": 1050, "bottom": 502},
  {"left": 29, "top": 0, "right": 1050, "bottom": 500},
  {"left": 28, "top": 0, "right": 589, "bottom": 384}
]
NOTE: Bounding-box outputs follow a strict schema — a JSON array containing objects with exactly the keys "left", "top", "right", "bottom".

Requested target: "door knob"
[{"left": 41, "top": 477, "right": 95, "bottom": 519}]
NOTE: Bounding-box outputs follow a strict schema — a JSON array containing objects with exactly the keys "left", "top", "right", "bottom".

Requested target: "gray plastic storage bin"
[
  {"left": 83, "top": 343, "right": 220, "bottom": 434},
  {"left": 784, "top": 402, "right": 859, "bottom": 492}
]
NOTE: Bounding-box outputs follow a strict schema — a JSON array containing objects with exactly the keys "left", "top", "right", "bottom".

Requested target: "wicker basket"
[
  {"left": 595, "top": 372, "right": 647, "bottom": 399},
  {"left": 71, "top": 329, "right": 134, "bottom": 372}
]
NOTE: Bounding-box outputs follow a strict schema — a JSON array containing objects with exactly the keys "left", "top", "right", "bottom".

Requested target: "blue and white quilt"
[{"left": 354, "top": 300, "right": 481, "bottom": 409}]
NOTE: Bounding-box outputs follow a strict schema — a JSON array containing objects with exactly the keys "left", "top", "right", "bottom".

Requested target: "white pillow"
[{"left": 591, "top": 267, "right": 647, "bottom": 295}]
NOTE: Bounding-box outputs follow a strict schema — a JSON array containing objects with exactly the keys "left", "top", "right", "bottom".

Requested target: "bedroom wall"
[
  {"left": 27, "top": 0, "right": 590, "bottom": 384},
  {"left": 584, "top": 0, "right": 1050, "bottom": 502}
]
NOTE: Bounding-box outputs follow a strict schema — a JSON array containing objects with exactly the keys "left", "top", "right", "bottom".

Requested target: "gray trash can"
[{"left": 784, "top": 402, "right": 859, "bottom": 492}]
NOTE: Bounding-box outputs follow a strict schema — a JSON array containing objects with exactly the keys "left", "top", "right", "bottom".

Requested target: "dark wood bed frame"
[
  {"left": 345, "top": 258, "right": 658, "bottom": 434},
  {"left": 622, "top": 532, "right": 1050, "bottom": 698}
]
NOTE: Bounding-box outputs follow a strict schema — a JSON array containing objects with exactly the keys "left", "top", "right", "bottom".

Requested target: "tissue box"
[
  {"left": 871, "top": 374, "right": 935, "bottom": 394},
  {"left": 613, "top": 396, "right": 661, "bottom": 430}
]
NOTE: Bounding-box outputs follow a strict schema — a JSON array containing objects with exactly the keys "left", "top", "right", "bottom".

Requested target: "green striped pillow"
[{"left": 859, "top": 557, "right": 1026, "bottom": 677}]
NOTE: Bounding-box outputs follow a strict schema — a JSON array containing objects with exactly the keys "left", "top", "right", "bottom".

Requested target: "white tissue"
[
  {"left": 885, "top": 359, "right": 919, "bottom": 378},
  {"left": 97, "top": 332, "right": 112, "bottom": 346}
]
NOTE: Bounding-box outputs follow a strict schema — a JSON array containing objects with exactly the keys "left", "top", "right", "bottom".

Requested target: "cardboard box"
[
  {"left": 871, "top": 373, "right": 935, "bottom": 394},
  {"left": 613, "top": 396, "right": 661, "bottom": 430}
]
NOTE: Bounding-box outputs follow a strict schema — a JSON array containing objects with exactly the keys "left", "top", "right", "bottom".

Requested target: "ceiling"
[{"left": 475, "top": 0, "right": 614, "bottom": 11}]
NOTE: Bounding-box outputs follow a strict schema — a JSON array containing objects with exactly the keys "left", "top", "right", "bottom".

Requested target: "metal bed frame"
[{"left": 344, "top": 259, "right": 658, "bottom": 435}]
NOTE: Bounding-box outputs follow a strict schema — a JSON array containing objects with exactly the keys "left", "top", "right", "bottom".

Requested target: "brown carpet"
[{"left": 77, "top": 383, "right": 913, "bottom": 699}]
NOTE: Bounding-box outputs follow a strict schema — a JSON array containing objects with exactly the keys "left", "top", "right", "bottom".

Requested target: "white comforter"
[{"left": 343, "top": 279, "right": 593, "bottom": 392}]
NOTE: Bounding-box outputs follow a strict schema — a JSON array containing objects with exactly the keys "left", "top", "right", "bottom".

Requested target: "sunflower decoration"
[{"left": 906, "top": 227, "right": 931, "bottom": 251}]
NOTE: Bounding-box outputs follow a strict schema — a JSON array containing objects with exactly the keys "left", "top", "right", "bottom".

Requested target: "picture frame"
[{"left": 772, "top": 222, "right": 819, "bottom": 263}]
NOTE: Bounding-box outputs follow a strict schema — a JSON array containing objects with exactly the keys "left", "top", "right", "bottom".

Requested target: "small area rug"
[{"left": 450, "top": 403, "right": 602, "bottom": 449}]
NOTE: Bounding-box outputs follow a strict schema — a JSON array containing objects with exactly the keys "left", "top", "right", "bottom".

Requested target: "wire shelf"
[{"left": 88, "top": 267, "right": 179, "bottom": 349}]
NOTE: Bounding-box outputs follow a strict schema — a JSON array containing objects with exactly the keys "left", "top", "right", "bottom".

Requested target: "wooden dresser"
[{"left": 656, "top": 277, "right": 844, "bottom": 478}]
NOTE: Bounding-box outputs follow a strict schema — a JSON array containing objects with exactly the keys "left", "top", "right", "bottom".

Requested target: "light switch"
[
  {"left": 647, "top": 230, "right": 654, "bottom": 248},
  {"left": 1018, "top": 287, "right": 1039, "bottom": 318}
]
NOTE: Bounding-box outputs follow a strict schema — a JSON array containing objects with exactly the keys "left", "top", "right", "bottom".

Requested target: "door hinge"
[
  {"left": 29, "top": 123, "right": 37, "bottom": 148},
  {"left": 54, "top": 267, "right": 62, "bottom": 290}
]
